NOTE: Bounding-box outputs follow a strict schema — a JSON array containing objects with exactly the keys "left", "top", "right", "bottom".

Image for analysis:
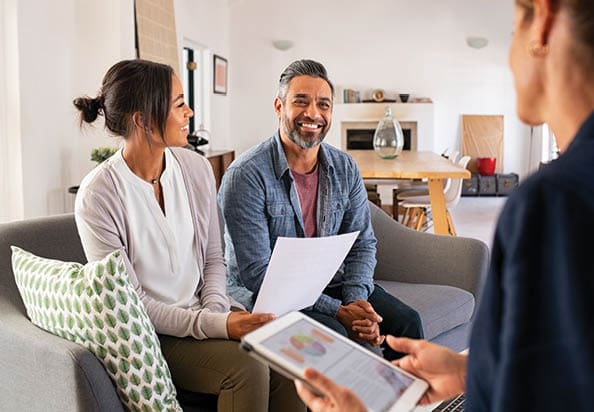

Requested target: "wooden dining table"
[{"left": 349, "top": 150, "right": 471, "bottom": 235}]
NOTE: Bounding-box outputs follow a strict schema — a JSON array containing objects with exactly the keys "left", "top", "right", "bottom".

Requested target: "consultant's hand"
[
  {"left": 337, "top": 300, "right": 384, "bottom": 345},
  {"left": 389, "top": 336, "right": 467, "bottom": 405},
  {"left": 226, "top": 311, "right": 275, "bottom": 340},
  {"left": 295, "top": 368, "right": 367, "bottom": 412}
]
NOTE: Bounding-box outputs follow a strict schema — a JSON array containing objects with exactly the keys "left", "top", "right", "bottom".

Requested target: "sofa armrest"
[
  {"left": 0, "top": 309, "right": 124, "bottom": 412},
  {"left": 369, "top": 201, "right": 489, "bottom": 298}
]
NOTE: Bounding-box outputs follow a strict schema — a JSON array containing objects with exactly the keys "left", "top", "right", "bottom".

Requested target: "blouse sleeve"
[{"left": 194, "top": 156, "right": 232, "bottom": 313}]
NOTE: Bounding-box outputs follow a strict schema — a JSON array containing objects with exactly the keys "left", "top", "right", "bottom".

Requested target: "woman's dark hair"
[
  {"left": 516, "top": 0, "right": 594, "bottom": 62},
  {"left": 73, "top": 59, "right": 174, "bottom": 142},
  {"left": 277, "top": 59, "right": 334, "bottom": 102}
]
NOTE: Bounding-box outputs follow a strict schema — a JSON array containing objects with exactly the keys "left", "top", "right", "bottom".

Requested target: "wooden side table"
[{"left": 205, "top": 150, "right": 235, "bottom": 190}]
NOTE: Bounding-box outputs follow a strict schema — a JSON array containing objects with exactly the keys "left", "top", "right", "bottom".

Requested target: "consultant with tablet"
[{"left": 241, "top": 312, "right": 428, "bottom": 412}]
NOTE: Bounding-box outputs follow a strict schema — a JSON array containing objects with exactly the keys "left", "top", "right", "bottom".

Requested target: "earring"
[{"left": 528, "top": 40, "right": 549, "bottom": 57}]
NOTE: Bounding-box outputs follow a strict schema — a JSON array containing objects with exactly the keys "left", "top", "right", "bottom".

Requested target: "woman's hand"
[
  {"left": 295, "top": 368, "right": 367, "bottom": 412},
  {"left": 389, "top": 336, "right": 467, "bottom": 405},
  {"left": 226, "top": 311, "right": 275, "bottom": 340}
]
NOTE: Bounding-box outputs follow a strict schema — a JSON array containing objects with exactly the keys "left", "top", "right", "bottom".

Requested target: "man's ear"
[{"left": 273, "top": 96, "right": 283, "bottom": 119}]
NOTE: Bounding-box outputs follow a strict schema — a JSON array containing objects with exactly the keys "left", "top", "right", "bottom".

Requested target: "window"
[
  {"left": 182, "top": 42, "right": 209, "bottom": 134},
  {"left": 541, "top": 124, "right": 559, "bottom": 162}
]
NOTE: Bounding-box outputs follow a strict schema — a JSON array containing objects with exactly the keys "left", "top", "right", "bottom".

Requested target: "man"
[{"left": 218, "top": 59, "right": 422, "bottom": 360}]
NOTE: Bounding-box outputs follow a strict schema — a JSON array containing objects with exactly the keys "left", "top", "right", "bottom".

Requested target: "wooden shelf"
[{"left": 204, "top": 149, "right": 235, "bottom": 190}]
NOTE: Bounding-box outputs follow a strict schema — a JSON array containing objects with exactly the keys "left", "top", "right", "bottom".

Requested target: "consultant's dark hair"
[
  {"left": 516, "top": 0, "right": 594, "bottom": 63},
  {"left": 73, "top": 59, "right": 174, "bottom": 142},
  {"left": 277, "top": 59, "right": 334, "bottom": 102}
]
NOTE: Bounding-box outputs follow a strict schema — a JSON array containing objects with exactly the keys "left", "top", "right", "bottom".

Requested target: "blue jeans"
[{"left": 301, "top": 284, "right": 423, "bottom": 360}]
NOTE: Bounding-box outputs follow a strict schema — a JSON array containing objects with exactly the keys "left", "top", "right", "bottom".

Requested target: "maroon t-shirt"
[{"left": 292, "top": 164, "right": 319, "bottom": 237}]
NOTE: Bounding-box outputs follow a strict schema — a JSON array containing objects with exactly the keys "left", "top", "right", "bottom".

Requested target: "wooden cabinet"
[{"left": 205, "top": 149, "right": 235, "bottom": 190}]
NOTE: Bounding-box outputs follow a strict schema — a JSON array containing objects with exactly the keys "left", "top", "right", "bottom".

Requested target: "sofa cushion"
[
  {"left": 11, "top": 247, "right": 181, "bottom": 411},
  {"left": 375, "top": 281, "right": 475, "bottom": 341}
]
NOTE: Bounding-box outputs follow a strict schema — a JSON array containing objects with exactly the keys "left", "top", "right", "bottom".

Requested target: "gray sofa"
[
  {"left": 0, "top": 204, "right": 488, "bottom": 411},
  {"left": 368, "top": 202, "right": 488, "bottom": 350}
]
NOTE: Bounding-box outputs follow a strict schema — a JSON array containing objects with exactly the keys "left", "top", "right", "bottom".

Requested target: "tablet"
[{"left": 240, "top": 311, "right": 428, "bottom": 412}]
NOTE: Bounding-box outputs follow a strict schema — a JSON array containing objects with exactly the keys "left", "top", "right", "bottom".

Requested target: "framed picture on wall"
[{"left": 213, "top": 55, "right": 228, "bottom": 95}]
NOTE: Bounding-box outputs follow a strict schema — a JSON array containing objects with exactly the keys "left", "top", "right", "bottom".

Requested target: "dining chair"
[
  {"left": 392, "top": 150, "right": 462, "bottom": 218},
  {"left": 399, "top": 155, "right": 471, "bottom": 235}
]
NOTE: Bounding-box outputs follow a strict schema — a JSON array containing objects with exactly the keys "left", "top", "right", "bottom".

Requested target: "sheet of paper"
[{"left": 252, "top": 231, "right": 359, "bottom": 316}]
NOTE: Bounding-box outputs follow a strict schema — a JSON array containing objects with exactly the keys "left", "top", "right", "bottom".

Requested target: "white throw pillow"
[{"left": 11, "top": 246, "right": 182, "bottom": 412}]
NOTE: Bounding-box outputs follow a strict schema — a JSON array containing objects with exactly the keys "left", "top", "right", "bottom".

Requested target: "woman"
[
  {"left": 73, "top": 59, "right": 304, "bottom": 412},
  {"left": 296, "top": 0, "right": 594, "bottom": 410}
]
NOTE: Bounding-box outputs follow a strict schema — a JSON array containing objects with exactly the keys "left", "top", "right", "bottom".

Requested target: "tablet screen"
[{"left": 260, "top": 318, "right": 414, "bottom": 412}]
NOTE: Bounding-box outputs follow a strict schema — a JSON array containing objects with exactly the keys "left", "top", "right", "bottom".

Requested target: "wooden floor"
[{"left": 377, "top": 197, "right": 506, "bottom": 248}]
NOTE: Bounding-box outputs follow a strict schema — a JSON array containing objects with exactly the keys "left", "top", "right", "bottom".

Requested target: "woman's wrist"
[{"left": 456, "top": 353, "right": 468, "bottom": 393}]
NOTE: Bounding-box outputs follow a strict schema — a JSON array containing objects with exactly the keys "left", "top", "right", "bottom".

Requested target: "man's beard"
[{"left": 282, "top": 115, "right": 329, "bottom": 150}]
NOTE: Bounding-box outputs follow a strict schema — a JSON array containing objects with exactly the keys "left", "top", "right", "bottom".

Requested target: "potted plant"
[{"left": 90, "top": 147, "right": 118, "bottom": 164}]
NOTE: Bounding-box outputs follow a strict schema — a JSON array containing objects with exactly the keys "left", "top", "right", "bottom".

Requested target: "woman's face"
[
  {"left": 164, "top": 74, "right": 193, "bottom": 146},
  {"left": 509, "top": 3, "right": 546, "bottom": 125}
]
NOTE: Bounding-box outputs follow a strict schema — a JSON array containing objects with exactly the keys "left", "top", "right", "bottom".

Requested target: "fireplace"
[
  {"left": 324, "top": 102, "right": 435, "bottom": 206},
  {"left": 326, "top": 103, "right": 434, "bottom": 153},
  {"left": 343, "top": 121, "right": 418, "bottom": 151}
]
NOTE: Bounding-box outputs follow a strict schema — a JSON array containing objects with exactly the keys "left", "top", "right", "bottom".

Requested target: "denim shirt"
[{"left": 218, "top": 131, "right": 377, "bottom": 317}]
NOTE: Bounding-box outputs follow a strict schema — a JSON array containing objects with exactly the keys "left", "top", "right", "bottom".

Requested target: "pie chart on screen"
[{"left": 290, "top": 335, "right": 326, "bottom": 357}]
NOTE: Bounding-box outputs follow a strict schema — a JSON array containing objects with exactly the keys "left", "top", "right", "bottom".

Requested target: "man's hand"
[
  {"left": 389, "top": 336, "right": 467, "bottom": 405},
  {"left": 295, "top": 368, "right": 367, "bottom": 412},
  {"left": 226, "top": 311, "right": 275, "bottom": 340},
  {"left": 352, "top": 318, "right": 385, "bottom": 346},
  {"left": 337, "top": 300, "right": 384, "bottom": 345}
]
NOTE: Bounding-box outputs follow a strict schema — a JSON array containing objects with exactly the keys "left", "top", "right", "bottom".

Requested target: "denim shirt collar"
[{"left": 271, "top": 130, "right": 335, "bottom": 180}]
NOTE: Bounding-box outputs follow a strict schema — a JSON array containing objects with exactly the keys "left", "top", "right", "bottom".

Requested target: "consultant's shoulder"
[
  {"left": 514, "top": 150, "right": 594, "bottom": 204},
  {"left": 497, "top": 156, "right": 594, "bottom": 240}
]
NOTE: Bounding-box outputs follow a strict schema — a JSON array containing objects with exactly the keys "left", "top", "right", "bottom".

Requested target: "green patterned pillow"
[{"left": 11, "top": 247, "right": 182, "bottom": 412}]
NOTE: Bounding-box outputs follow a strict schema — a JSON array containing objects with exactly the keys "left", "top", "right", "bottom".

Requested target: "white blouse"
[{"left": 111, "top": 148, "right": 201, "bottom": 309}]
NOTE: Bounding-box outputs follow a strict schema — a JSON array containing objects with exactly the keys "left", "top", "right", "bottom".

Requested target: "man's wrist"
[{"left": 336, "top": 305, "right": 347, "bottom": 324}]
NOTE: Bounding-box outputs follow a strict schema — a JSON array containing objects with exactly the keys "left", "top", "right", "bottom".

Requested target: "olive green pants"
[{"left": 159, "top": 336, "right": 305, "bottom": 412}]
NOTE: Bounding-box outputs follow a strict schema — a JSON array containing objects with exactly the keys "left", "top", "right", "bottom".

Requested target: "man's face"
[{"left": 275, "top": 75, "right": 333, "bottom": 149}]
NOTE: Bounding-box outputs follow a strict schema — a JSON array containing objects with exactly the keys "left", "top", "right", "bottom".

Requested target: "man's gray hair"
[{"left": 277, "top": 59, "right": 334, "bottom": 102}]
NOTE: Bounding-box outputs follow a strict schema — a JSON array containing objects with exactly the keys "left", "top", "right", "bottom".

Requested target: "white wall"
[
  {"left": 174, "top": 0, "right": 232, "bottom": 150},
  {"left": 2, "top": 0, "right": 231, "bottom": 221},
  {"left": 228, "top": 0, "right": 531, "bottom": 176},
  {"left": 0, "top": 0, "right": 24, "bottom": 222},
  {"left": 13, "top": 0, "right": 134, "bottom": 219},
  {"left": 3, "top": 0, "right": 531, "bottom": 221}
]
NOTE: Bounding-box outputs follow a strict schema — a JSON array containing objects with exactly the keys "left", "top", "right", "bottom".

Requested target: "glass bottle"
[{"left": 373, "top": 106, "right": 404, "bottom": 159}]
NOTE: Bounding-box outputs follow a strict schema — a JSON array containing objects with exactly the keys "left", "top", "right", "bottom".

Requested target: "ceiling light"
[
  {"left": 466, "top": 36, "right": 489, "bottom": 49},
  {"left": 272, "top": 40, "right": 294, "bottom": 51}
]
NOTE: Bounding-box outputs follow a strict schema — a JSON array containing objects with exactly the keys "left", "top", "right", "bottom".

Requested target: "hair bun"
[{"left": 72, "top": 96, "right": 103, "bottom": 124}]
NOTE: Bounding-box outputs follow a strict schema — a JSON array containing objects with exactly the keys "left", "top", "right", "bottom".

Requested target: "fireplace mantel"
[{"left": 327, "top": 102, "right": 435, "bottom": 152}]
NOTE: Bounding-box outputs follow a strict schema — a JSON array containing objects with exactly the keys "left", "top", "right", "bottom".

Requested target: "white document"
[{"left": 252, "top": 231, "right": 359, "bottom": 316}]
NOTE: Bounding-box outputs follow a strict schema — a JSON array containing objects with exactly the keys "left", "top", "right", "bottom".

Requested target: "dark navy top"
[{"left": 466, "top": 112, "right": 594, "bottom": 411}]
